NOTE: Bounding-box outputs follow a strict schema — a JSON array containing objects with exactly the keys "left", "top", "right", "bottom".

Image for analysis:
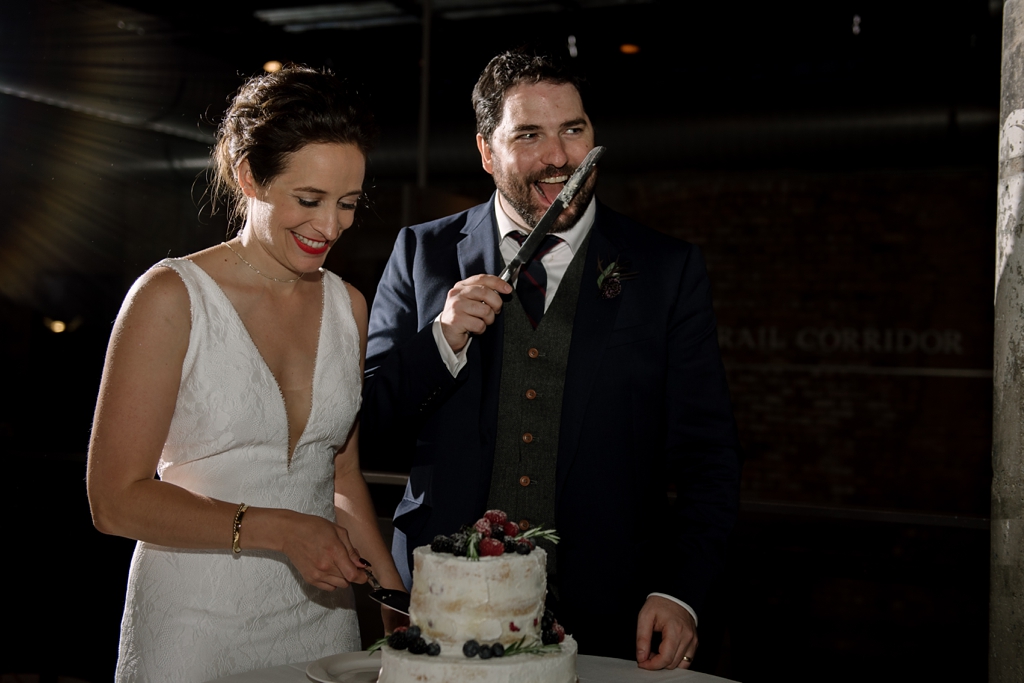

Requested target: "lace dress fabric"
[{"left": 115, "top": 258, "right": 362, "bottom": 682}]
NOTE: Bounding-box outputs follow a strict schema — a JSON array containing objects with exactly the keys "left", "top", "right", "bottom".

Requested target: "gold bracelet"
[{"left": 232, "top": 503, "right": 249, "bottom": 554}]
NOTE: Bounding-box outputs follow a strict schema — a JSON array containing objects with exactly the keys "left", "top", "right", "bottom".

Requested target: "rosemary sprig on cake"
[
  {"left": 461, "top": 632, "right": 562, "bottom": 659},
  {"left": 429, "top": 509, "right": 559, "bottom": 560},
  {"left": 502, "top": 637, "right": 563, "bottom": 657}
]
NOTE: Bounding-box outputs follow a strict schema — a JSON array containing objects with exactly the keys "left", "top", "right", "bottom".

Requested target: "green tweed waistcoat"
[{"left": 486, "top": 233, "right": 591, "bottom": 582}]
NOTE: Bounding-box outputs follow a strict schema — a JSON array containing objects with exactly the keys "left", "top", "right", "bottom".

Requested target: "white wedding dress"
[{"left": 115, "top": 259, "right": 362, "bottom": 683}]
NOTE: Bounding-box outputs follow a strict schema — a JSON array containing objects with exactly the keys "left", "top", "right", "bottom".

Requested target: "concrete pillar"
[{"left": 993, "top": 1, "right": 1024, "bottom": 680}]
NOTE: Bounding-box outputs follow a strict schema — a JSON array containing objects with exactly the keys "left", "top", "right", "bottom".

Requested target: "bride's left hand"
[{"left": 272, "top": 509, "right": 369, "bottom": 590}]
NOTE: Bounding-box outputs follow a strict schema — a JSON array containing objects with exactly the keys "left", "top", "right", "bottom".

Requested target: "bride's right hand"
[{"left": 275, "top": 510, "right": 369, "bottom": 591}]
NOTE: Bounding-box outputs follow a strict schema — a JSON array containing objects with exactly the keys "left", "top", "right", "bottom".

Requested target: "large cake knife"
[
  {"left": 364, "top": 567, "right": 411, "bottom": 615},
  {"left": 497, "top": 145, "right": 607, "bottom": 284}
]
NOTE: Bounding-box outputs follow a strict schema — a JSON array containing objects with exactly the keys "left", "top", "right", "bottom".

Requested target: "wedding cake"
[{"left": 377, "top": 511, "right": 576, "bottom": 683}]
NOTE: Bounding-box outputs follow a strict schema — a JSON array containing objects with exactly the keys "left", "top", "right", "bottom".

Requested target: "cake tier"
[
  {"left": 410, "top": 546, "right": 547, "bottom": 647},
  {"left": 378, "top": 635, "right": 577, "bottom": 683}
]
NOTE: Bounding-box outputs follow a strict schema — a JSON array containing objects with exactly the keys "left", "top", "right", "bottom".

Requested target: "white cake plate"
[{"left": 306, "top": 651, "right": 382, "bottom": 683}]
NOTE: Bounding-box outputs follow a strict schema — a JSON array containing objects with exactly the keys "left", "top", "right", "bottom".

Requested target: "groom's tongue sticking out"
[{"left": 534, "top": 172, "right": 568, "bottom": 206}]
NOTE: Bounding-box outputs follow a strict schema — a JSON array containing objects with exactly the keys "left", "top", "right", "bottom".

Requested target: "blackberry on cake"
[{"left": 429, "top": 535, "right": 454, "bottom": 554}]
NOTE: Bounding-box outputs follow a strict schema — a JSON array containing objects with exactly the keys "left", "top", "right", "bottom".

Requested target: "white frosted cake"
[
  {"left": 378, "top": 515, "right": 576, "bottom": 683},
  {"left": 379, "top": 639, "right": 576, "bottom": 683}
]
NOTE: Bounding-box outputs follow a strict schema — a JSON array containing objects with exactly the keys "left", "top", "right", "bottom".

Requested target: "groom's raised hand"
[
  {"left": 439, "top": 274, "right": 512, "bottom": 352},
  {"left": 635, "top": 596, "right": 698, "bottom": 670}
]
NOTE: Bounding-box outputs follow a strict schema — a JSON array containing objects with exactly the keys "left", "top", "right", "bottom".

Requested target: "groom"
[{"left": 361, "top": 50, "right": 741, "bottom": 670}]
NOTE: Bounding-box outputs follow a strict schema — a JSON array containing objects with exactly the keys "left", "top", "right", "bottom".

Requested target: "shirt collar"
[{"left": 493, "top": 193, "right": 597, "bottom": 256}]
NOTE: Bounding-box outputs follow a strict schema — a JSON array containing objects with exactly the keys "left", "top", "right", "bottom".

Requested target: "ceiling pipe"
[
  {"left": 0, "top": 77, "right": 219, "bottom": 145},
  {"left": 8, "top": 82, "right": 992, "bottom": 177}
]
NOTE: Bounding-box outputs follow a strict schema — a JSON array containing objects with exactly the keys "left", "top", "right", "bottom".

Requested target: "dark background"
[{"left": 0, "top": 0, "right": 1000, "bottom": 681}]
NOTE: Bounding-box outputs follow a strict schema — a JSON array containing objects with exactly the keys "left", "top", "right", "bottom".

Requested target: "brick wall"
[{"left": 600, "top": 167, "right": 995, "bottom": 515}]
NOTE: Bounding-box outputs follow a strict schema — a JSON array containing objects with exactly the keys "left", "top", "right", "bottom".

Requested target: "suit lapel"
[
  {"left": 457, "top": 194, "right": 502, "bottom": 280},
  {"left": 557, "top": 204, "right": 629, "bottom": 498},
  {"left": 456, "top": 198, "right": 505, "bottom": 364},
  {"left": 457, "top": 195, "right": 505, "bottom": 471}
]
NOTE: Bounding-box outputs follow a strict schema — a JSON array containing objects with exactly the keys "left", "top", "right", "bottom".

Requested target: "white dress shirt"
[{"left": 429, "top": 196, "right": 698, "bottom": 627}]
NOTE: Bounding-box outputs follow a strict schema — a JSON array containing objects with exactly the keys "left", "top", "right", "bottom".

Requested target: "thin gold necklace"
[{"left": 223, "top": 241, "right": 301, "bottom": 284}]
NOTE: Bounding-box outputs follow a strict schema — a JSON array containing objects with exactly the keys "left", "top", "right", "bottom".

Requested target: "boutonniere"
[{"left": 596, "top": 257, "right": 637, "bottom": 299}]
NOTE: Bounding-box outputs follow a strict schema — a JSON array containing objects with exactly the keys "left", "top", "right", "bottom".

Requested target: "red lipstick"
[{"left": 292, "top": 232, "right": 329, "bottom": 255}]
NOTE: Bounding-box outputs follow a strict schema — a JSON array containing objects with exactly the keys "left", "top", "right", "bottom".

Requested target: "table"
[{"left": 209, "top": 652, "right": 739, "bottom": 683}]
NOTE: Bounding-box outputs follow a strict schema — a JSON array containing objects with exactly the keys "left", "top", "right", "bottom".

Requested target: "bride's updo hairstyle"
[{"left": 212, "top": 64, "right": 376, "bottom": 225}]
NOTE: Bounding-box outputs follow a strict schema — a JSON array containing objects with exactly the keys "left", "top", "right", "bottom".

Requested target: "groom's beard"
[{"left": 494, "top": 163, "right": 598, "bottom": 234}]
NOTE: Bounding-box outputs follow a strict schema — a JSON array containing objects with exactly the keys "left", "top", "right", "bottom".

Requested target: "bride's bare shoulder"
[
  {"left": 118, "top": 262, "right": 192, "bottom": 332},
  {"left": 185, "top": 243, "right": 233, "bottom": 280}
]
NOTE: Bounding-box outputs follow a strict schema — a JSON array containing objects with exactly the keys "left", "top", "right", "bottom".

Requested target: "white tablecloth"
[{"left": 208, "top": 653, "right": 738, "bottom": 683}]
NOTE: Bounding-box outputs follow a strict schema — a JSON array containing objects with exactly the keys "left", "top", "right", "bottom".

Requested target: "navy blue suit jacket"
[{"left": 361, "top": 196, "right": 740, "bottom": 656}]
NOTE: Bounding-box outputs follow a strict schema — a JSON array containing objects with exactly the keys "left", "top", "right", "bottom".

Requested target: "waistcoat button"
[
  {"left": 527, "top": 347, "right": 539, "bottom": 359},
  {"left": 519, "top": 475, "right": 531, "bottom": 487},
  {"left": 522, "top": 432, "right": 534, "bottom": 443},
  {"left": 525, "top": 389, "right": 537, "bottom": 400},
  {"left": 519, "top": 519, "right": 531, "bottom": 531}
]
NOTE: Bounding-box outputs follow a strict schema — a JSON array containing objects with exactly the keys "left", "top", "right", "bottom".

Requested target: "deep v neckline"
[{"left": 186, "top": 260, "right": 326, "bottom": 464}]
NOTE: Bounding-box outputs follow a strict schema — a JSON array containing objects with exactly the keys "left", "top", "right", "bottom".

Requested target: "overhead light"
[
  {"left": 439, "top": 3, "right": 561, "bottom": 20},
  {"left": 254, "top": 3, "right": 415, "bottom": 31},
  {"left": 281, "top": 16, "right": 417, "bottom": 30},
  {"left": 619, "top": 43, "right": 640, "bottom": 54},
  {"left": 576, "top": 0, "right": 654, "bottom": 6},
  {"left": 256, "top": 2, "right": 401, "bottom": 23},
  {"left": 264, "top": 60, "right": 283, "bottom": 73},
  {"left": 43, "top": 316, "right": 82, "bottom": 333}
]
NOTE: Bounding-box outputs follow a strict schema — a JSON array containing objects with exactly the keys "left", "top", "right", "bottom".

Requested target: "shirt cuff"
[
  {"left": 432, "top": 316, "right": 470, "bottom": 377},
  {"left": 646, "top": 593, "right": 698, "bottom": 628}
]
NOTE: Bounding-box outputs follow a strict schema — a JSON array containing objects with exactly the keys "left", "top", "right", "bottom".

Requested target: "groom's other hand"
[
  {"left": 439, "top": 274, "right": 512, "bottom": 352},
  {"left": 635, "top": 596, "right": 698, "bottom": 670}
]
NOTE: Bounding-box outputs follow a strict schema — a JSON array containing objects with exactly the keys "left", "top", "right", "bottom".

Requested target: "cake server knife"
[
  {"left": 364, "top": 567, "right": 411, "bottom": 615},
  {"left": 497, "top": 145, "right": 607, "bottom": 285}
]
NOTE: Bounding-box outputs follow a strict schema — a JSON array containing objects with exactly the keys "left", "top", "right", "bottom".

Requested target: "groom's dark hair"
[{"left": 472, "top": 49, "right": 582, "bottom": 143}]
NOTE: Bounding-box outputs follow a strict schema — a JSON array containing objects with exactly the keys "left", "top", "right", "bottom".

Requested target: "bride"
[{"left": 86, "top": 65, "right": 405, "bottom": 682}]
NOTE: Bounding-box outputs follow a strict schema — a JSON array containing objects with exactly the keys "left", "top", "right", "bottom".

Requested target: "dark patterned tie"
[{"left": 509, "top": 231, "right": 564, "bottom": 328}]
